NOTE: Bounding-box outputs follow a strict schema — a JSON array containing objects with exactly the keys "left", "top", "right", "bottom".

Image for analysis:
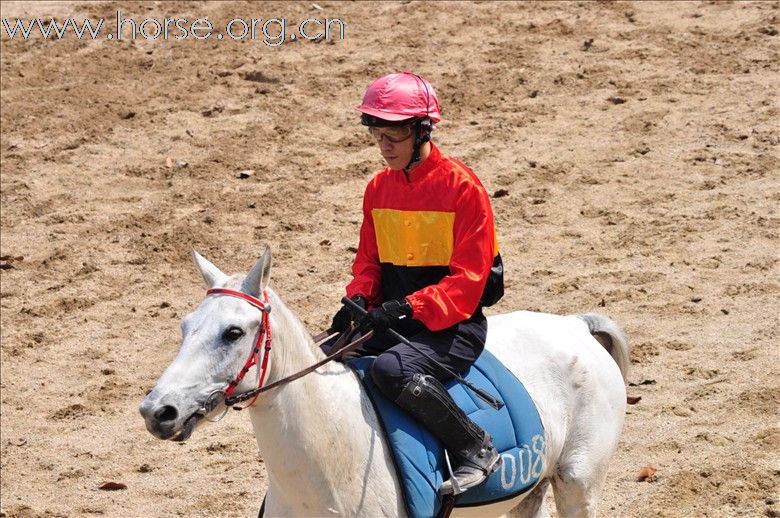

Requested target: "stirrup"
[
  {"left": 443, "top": 449, "right": 464, "bottom": 496},
  {"left": 439, "top": 444, "right": 501, "bottom": 496}
]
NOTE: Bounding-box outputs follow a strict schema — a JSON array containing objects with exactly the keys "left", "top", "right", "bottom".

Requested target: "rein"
[
  {"left": 205, "top": 288, "right": 372, "bottom": 410},
  {"left": 224, "top": 328, "right": 372, "bottom": 407}
]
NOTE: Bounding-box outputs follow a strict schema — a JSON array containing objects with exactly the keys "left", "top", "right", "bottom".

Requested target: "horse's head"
[{"left": 139, "top": 246, "right": 272, "bottom": 441}]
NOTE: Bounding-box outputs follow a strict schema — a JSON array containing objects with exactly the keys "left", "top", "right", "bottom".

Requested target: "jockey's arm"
[{"left": 406, "top": 180, "right": 495, "bottom": 331}]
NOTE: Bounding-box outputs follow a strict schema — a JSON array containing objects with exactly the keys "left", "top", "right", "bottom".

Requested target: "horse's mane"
[{"left": 264, "top": 286, "right": 330, "bottom": 363}]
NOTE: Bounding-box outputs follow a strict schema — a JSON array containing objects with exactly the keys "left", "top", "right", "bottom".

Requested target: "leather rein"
[{"left": 205, "top": 288, "right": 371, "bottom": 410}]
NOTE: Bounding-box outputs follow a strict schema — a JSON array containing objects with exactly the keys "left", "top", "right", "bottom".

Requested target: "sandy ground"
[{"left": 1, "top": 1, "right": 778, "bottom": 517}]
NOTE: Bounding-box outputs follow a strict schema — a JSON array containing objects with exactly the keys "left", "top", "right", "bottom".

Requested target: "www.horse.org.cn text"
[{"left": 1, "top": 11, "right": 347, "bottom": 47}]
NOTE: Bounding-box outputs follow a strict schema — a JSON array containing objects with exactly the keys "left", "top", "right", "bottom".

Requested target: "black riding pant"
[{"left": 360, "top": 307, "right": 487, "bottom": 401}]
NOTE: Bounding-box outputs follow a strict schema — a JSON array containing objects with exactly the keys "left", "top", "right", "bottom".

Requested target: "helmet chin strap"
[{"left": 404, "top": 120, "right": 432, "bottom": 173}]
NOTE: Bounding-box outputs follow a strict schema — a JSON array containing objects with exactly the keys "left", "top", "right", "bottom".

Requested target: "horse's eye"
[{"left": 222, "top": 326, "right": 244, "bottom": 342}]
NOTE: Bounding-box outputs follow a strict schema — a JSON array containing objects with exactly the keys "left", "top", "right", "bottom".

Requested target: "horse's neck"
[
  {"left": 261, "top": 289, "right": 331, "bottom": 387},
  {"left": 247, "top": 291, "right": 400, "bottom": 514}
]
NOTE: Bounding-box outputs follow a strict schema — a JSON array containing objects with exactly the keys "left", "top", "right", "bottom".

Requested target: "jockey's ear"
[
  {"left": 192, "top": 250, "right": 228, "bottom": 288},
  {"left": 242, "top": 245, "right": 272, "bottom": 297}
]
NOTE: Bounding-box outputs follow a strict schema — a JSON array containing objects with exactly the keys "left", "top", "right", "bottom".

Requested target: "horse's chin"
[{"left": 171, "top": 412, "right": 203, "bottom": 442}]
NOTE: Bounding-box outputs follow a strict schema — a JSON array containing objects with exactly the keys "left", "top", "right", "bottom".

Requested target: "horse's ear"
[
  {"left": 241, "top": 245, "right": 272, "bottom": 297},
  {"left": 192, "top": 250, "right": 228, "bottom": 288}
]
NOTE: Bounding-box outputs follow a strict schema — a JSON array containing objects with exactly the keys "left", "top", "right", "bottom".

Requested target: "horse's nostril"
[{"left": 154, "top": 405, "right": 178, "bottom": 423}]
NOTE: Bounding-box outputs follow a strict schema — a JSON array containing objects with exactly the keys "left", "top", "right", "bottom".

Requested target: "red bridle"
[
  {"left": 203, "top": 288, "right": 376, "bottom": 411},
  {"left": 206, "top": 288, "right": 272, "bottom": 408}
]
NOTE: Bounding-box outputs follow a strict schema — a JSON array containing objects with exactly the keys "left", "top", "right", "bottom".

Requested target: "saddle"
[{"left": 347, "top": 350, "right": 546, "bottom": 518}]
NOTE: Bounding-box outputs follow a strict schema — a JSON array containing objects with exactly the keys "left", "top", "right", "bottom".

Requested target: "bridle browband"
[{"left": 204, "top": 288, "right": 372, "bottom": 411}]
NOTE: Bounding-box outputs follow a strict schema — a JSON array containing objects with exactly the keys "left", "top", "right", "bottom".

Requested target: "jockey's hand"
[
  {"left": 330, "top": 295, "right": 367, "bottom": 333},
  {"left": 361, "top": 299, "right": 413, "bottom": 333}
]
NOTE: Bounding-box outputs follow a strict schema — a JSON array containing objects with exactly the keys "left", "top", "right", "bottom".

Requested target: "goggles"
[{"left": 368, "top": 125, "right": 414, "bottom": 143}]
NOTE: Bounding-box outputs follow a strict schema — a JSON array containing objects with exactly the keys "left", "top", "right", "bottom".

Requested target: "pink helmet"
[{"left": 357, "top": 72, "right": 442, "bottom": 124}]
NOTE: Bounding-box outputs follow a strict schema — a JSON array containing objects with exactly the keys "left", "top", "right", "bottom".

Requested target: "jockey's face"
[{"left": 374, "top": 127, "right": 414, "bottom": 171}]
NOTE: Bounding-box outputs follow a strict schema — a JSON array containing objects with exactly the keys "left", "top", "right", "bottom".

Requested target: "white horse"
[{"left": 139, "top": 247, "right": 629, "bottom": 517}]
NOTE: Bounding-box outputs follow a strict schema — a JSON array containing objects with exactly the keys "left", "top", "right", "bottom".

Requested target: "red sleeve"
[
  {"left": 345, "top": 183, "right": 382, "bottom": 307},
  {"left": 406, "top": 179, "right": 495, "bottom": 331}
]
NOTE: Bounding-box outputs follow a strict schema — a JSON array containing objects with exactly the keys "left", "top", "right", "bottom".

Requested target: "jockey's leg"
[
  {"left": 369, "top": 310, "right": 500, "bottom": 495},
  {"left": 395, "top": 373, "right": 501, "bottom": 495}
]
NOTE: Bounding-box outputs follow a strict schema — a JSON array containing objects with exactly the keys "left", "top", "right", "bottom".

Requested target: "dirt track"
[{"left": 1, "top": 1, "right": 778, "bottom": 517}]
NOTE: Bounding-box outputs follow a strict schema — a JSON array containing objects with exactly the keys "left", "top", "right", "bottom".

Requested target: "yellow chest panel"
[{"left": 371, "top": 208, "right": 455, "bottom": 267}]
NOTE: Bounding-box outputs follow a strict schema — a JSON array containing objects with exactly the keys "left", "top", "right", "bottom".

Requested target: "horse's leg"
[
  {"left": 503, "top": 479, "right": 550, "bottom": 518},
  {"left": 550, "top": 446, "right": 613, "bottom": 518},
  {"left": 549, "top": 364, "right": 623, "bottom": 516}
]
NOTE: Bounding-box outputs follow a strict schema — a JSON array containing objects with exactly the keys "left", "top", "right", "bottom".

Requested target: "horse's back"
[
  {"left": 485, "top": 310, "right": 611, "bottom": 371},
  {"left": 486, "top": 310, "right": 623, "bottom": 381}
]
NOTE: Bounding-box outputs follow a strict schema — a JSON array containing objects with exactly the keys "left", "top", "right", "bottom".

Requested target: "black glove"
[
  {"left": 330, "top": 295, "right": 367, "bottom": 333},
  {"left": 361, "top": 299, "right": 413, "bottom": 333}
]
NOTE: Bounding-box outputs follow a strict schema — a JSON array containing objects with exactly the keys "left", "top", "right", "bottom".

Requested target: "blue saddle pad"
[{"left": 348, "top": 350, "right": 546, "bottom": 518}]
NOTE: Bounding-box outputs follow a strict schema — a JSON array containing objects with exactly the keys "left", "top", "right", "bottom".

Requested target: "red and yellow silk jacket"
[{"left": 346, "top": 143, "right": 503, "bottom": 331}]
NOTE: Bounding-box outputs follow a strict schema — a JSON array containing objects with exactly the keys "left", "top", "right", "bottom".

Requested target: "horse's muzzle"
[{"left": 139, "top": 399, "right": 203, "bottom": 441}]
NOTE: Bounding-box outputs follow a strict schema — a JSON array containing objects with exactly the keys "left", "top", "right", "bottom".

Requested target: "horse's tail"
[{"left": 577, "top": 313, "right": 630, "bottom": 383}]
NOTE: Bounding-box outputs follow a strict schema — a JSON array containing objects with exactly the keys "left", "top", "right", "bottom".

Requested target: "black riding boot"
[{"left": 395, "top": 373, "right": 501, "bottom": 495}]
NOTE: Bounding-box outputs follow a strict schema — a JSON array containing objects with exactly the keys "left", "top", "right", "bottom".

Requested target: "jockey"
[{"left": 331, "top": 72, "right": 505, "bottom": 495}]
